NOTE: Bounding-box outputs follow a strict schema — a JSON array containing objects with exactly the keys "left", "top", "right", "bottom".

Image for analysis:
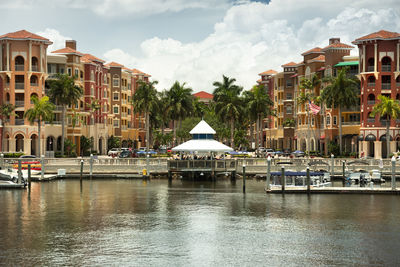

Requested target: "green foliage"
[
  {"left": 64, "top": 139, "right": 76, "bottom": 157},
  {"left": 283, "top": 118, "right": 295, "bottom": 128},
  {"left": 80, "top": 136, "right": 93, "bottom": 156},
  {"left": 0, "top": 103, "right": 16, "bottom": 122},
  {"left": 3, "top": 152, "right": 24, "bottom": 158},
  {"left": 234, "top": 128, "right": 249, "bottom": 150},
  {"left": 327, "top": 141, "right": 340, "bottom": 156},
  {"left": 107, "top": 135, "right": 121, "bottom": 151}
]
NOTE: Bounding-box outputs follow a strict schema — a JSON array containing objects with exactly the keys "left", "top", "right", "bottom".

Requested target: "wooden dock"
[{"left": 266, "top": 186, "right": 400, "bottom": 194}]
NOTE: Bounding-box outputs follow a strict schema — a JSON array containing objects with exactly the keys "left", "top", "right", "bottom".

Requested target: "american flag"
[{"left": 308, "top": 101, "right": 321, "bottom": 115}]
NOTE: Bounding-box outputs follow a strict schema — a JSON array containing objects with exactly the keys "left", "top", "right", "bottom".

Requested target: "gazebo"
[{"left": 172, "top": 120, "right": 233, "bottom": 153}]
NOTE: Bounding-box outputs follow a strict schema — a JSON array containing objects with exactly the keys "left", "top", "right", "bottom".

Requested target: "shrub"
[{"left": 3, "top": 152, "right": 24, "bottom": 158}]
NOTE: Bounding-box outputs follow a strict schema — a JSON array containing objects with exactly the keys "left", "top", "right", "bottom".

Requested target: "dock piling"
[
  {"left": 281, "top": 166, "right": 285, "bottom": 193},
  {"left": 306, "top": 167, "right": 310, "bottom": 193},
  {"left": 391, "top": 156, "right": 396, "bottom": 190},
  {"left": 17, "top": 159, "right": 22, "bottom": 184},
  {"left": 330, "top": 154, "right": 334, "bottom": 176},
  {"left": 40, "top": 155, "right": 45, "bottom": 180},
  {"left": 243, "top": 165, "right": 246, "bottom": 193},
  {"left": 0, "top": 153, "right": 3, "bottom": 170},
  {"left": 90, "top": 154, "right": 93, "bottom": 179},
  {"left": 80, "top": 159, "right": 84, "bottom": 182},
  {"left": 266, "top": 156, "right": 271, "bottom": 191},
  {"left": 28, "top": 164, "right": 31, "bottom": 189},
  {"left": 342, "top": 161, "right": 346, "bottom": 186}
]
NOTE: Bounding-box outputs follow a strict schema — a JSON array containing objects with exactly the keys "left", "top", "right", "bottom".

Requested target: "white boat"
[{"left": 0, "top": 168, "right": 39, "bottom": 184}]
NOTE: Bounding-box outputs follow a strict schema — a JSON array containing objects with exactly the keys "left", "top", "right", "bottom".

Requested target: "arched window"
[
  {"left": 367, "top": 76, "right": 375, "bottom": 87},
  {"left": 381, "top": 56, "right": 391, "bottom": 72},
  {"left": 367, "top": 112, "right": 375, "bottom": 123},
  {"left": 31, "top": 57, "right": 38, "bottom": 71},
  {"left": 367, "top": 58, "right": 374, "bottom": 72},
  {"left": 30, "top": 75, "right": 38, "bottom": 86},
  {"left": 367, "top": 94, "right": 375, "bottom": 105},
  {"left": 15, "top": 56, "right": 24, "bottom": 71}
]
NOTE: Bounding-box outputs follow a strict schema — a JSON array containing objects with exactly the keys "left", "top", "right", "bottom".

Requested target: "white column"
[
  {"left": 29, "top": 41, "right": 32, "bottom": 71},
  {"left": 374, "top": 43, "right": 378, "bottom": 72},
  {"left": 6, "top": 42, "right": 9, "bottom": 71}
]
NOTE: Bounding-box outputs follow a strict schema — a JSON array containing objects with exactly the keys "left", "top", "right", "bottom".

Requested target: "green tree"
[
  {"left": 47, "top": 73, "right": 83, "bottom": 156},
  {"left": 64, "top": 139, "right": 76, "bottom": 157},
  {"left": 283, "top": 118, "right": 295, "bottom": 128},
  {"left": 166, "top": 81, "right": 194, "bottom": 146},
  {"left": 321, "top": 67, "right": 359, "bottom": 155},
  {"left": 370, "top": 95, "right": 400, "bottom": 158},
  {"left": 0, "top": 103, "right": 16, "bottom": 124},
  {"left": 213, "top": 75, "right": 244, "bottom": 148},
  {"left": 80, "top": 136, "right": 93, "bottom": 156},
  {"left": 247, "top": 84, "right": 274, "bottom": 153},
  {"left": 132, "top": 80, "right": 159, "bottom": 152},
  {"left": 107, "top": 135, "right": 121, "bottom": 151},
  {"left": 24, "top": 95, "right": 55, "bottom": 157}
]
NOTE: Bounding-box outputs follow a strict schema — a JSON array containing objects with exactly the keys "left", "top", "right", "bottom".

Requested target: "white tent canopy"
[
  {"left": 172, "top": 120, "right": 233, "bottom": 153},
  {"left": 172, "top": 139, "right": 233, "bottom": 152}
]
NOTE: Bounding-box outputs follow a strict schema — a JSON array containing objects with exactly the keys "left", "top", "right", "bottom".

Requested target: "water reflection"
[{"left": 0, "top": 179, "right": 400, "bottom": 265}]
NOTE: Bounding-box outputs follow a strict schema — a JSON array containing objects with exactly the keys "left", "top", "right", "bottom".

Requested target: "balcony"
[
  {"left": 381, "top": 65, "right": 391, "bottom": 72},
  {"left": 31, "top": 65, "right": 38, "bottom": 72},
  {"left": 121, "top": 125, "right": 127, "bottom": 130},
  {"left": 367, "top": 100, "right": 375, "bottom": 105},
  {"left": 121, "top": 112, "right": 127, "bottom": 117},
  {"left": 15, "top": 83, "right": 24, "bottom": 89},
  {"left": 342, "top": 121, "right": 359, "bottom": 125},
  {"left": 382, "top": 83, "right": 391, "bottom": 90},
  {"left": 30, "top": 82, "right": 38, "bottom": 87},
  {"left": 367, "top": 82, "right": 375, "bottom": 87},
  {"left": 15, "top": 119, "right": 25, "bottom": 125},
  {"left": 15, "top": 65, "right": 24, "bottom": 71},
  {"left": 367, "top": 118, "right": 375, "bottom": 123},
  {"left": 15, "top": 101, "right": 24, "bottom": 107},
  {"left": 367, "top": 66, "right": 374, "bottom": 72}
]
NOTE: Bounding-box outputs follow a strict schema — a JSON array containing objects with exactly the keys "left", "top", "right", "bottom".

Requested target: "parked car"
[
  {"left": 292, "top": 150, "right": 305, "bottom": 157},
  {"left": 265, "top": 149, "right": 275, "bottom": 157},
  {"left": 257, "top": 147, "right": 266, "bottom": 153},
  {"left": 108, "top": 148, "right": 121, "bottom": 157},
  {"left": 283, "top": 149, "right": 291, "bottom": 157},
  {"left": 119, "top": 150, "right": 132, "bottom": 158}
]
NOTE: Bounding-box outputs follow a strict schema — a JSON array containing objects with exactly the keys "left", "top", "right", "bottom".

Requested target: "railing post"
[
  {"left": 281, "top": 166, "right": 285, "bottom": 193},
  {"left": 391, "top": 156, "right": 396, "bottom": 190},
  {"left": 89, "top": 154, "right": 93, "bottom": 179},
  {"left": 41, "top": 155, "right": 45, "bottom": 180},
  {"left": 266, "top": 156, "right": 271, "bottom": 191}
]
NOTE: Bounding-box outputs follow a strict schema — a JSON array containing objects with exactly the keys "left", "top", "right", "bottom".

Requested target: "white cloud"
[
  {"left": 36, "top": 28, "right": 71, "bottom": 52},
  {"left": 102, "top": 1, "right": 399, "bottom": 92}
]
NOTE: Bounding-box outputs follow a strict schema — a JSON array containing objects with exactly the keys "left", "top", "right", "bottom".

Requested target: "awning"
[
  {"left": 293, "top": 136, "right": 297, "bottom": 140},
  {"left": 380, "top": 134, "right": 393, "bottom": 141},
  {"left": 334, "top": 61, "right": 359, "bottom": 67},
  {"left": 320, "top": 134, "right": 325, "bottom": 140},
  {"left": 357, "top": 134, "right": 364, "bottom": 141},
  {"left": 290, "top": 74, "right": 298, "bottom": 78},
  {"left": 172, "top": 139, "right": 233, "bottom": 152},
  {"left": 365, "top": 134, "right": 376, "bottom": 141},
  {"left": 317, "top": 67, "right": 325, "bottom": 71}
]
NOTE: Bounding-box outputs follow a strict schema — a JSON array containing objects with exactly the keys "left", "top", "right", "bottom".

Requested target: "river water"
[{"left": 1, "top": 179, "right": 400, "bottom": 266}]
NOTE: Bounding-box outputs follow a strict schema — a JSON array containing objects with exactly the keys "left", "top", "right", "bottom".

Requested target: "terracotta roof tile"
[
  {"left": 0, "top": 29, "right": 51, "bottom": 42},
  {"left": 106, "top": 61, "right": 124, "bottom": 68},
  {"left": 301, "top": 47, "right": 322, "bottom": 56},
  {"left": 308, "top": 55, "right": 325, "bottom": 62},
  {"left": 52, "top": 47, "right": 83, "bottom": 56},
  {"left": 354, "top": 30, "right": 400, "bottom": 43},
  {"left": 281, "top": 61, "right": 297, "bottom": 67},
  {"left": 322, "top": 42, "right": 353, "bottom": 51},
  {"left": 193, "top": 91, "right": 213, "bottom": 99},
  {"left": 82, "top": 53, "right": 105, "bottom": 63},
  {"left": 258, "top": 69, "right": 277, "bottom": 76}
]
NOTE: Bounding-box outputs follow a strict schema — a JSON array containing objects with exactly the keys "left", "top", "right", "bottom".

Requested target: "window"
[
  {"left": 113, "top": 92, "right": 119, "bottom": 101},
  {"left": 113, "top": 75, "right": 120, "bottom": 87},
  {"left": 333, "top": 116, "right": 337, "bottom": 125},
  {"left": 113, "top": 119, "right": 119, "bottom": 127},
  {"left": 286, "top": 93, "right": 292, "bottom": 100},
  {"left": 91, "top": 71, "right": 94, "bottom": 81},
  {"left": 298, "top": 119, "right": 301, "bottom": 126},
  {"left": 113, "top": 106, "right": 119, "bottom": 114},
  {"left": 103, "top": 89, "right": 107, "bottom": 98},
  {"left": 128, "top": 109, "right": 131, "bottom": 115},
  {"left": 74, "top": 69, "right": 79, "bottom": 78},
  {"left": 67, "top": 68, "right": 72, "bottom": 76},
  {"left": 286, "top": 105, "right": 292, "bottom": 114},
  {"left": 311, "top": 117, "right": 315, "bottom": 126},
  {"left": 104, "top": 75, "right": 107, "bottom": 83},
  {"left": 91, "top": 86, "right": 94, "bottom": 96},
  {"left": 326, "top": 115, "right": 331, "bottom": 125}
]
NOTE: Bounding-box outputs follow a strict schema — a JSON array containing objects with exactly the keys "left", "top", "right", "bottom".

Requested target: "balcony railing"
[
  {"left": 121, "top": 125, "right": 127, "bottom": 130},
  {"left": 342, "top": 105, "right": 361, "bottom": 112},
  {"left": 381, "top": 65, "right": 391, "bottom": 72},
  {"left": 121, "top": 112, "right": 127, "bottom": 117},
  {"left": 30, "top": 82, "right": 38, "bottom": 87},
  {"left": 15, "top": 82, "right": 24, "bottom": 89},
  {"left": 342, "top": 121, "right": 359, "bottom": 125},
  {"left": 31, "top": 65, "right": 38, "bottom": 71},
  {"left": 367, "top": 100, "right": 375, "bottom": 105},
  {"left": 382, "top": 83, "right": 391, "bottom": 90},
  {"left": 367, "top": 66, "right": 374, "bottom": 72},
  {"left": 367, "top": 118, "right": 375, "bottom": 123},
  {"left": 15, "top": 101, "right": 24, "bottom": 107},
  {"left": 367, "top": 82, "right": 375, "bottom": 87},
  {"left": 15, "top": 65, "right": 24, "bottom": 71},
  {"left": 15, "top": 119, "right": 25, "bottom": 125}
]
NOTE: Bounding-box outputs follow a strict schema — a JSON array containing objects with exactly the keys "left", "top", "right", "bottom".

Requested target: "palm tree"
[
  {"left": 132, "top": 80, "right": 158, "bottom": 152},
  {"left": 47, "top": 74, "right": 83, "bottom": 156},
  {"left": 24, "top": 95, "right": 55, "bottom": 157},
  {"left": 321, "top": 67, "right": 359, "bottom": 155},
  {"left": 0, "top": 103, "right": 16, "bottom": 125},
  {"left": 166, "top": 81, "right": 193, "bottom": 146},
  {"left": 370, "top": 95, "right": 400, "bottom": 158},
  {"left": 297, "top": 74, "right": 321, "bottom": 154},
  {"left": 213, "top": 75, "right": 243, "bottom": 148},
  {"left": 69, "top": 110, "right": 83, "bottom": 145},
  {"left": 247, "top": 84, "right": 274, "bottom": 153}
]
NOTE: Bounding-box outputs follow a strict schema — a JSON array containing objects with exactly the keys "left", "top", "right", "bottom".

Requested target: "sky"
[{"left": 0, "top": 0, "right": 399, "bottom": 93}]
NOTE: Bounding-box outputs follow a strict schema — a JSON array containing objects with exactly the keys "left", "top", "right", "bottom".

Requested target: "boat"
[
  {"left": 0, "top": 168, "right": 39, "bottom": 184},
  {"left": 270, "top": 171, "right": 331, "bottom": 187},
  {"left": 370, "top": 169, "right": 385, "bottom": 183}
]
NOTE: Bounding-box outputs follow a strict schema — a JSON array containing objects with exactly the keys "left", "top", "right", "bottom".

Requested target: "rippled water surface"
[{"left": 1, "top": 179, "right": 400, "bottom": 266}]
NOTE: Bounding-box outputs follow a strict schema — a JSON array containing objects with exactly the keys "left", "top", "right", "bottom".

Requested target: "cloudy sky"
[{"left": 0, "top": 0, "right": 399, "bottom": 92}]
